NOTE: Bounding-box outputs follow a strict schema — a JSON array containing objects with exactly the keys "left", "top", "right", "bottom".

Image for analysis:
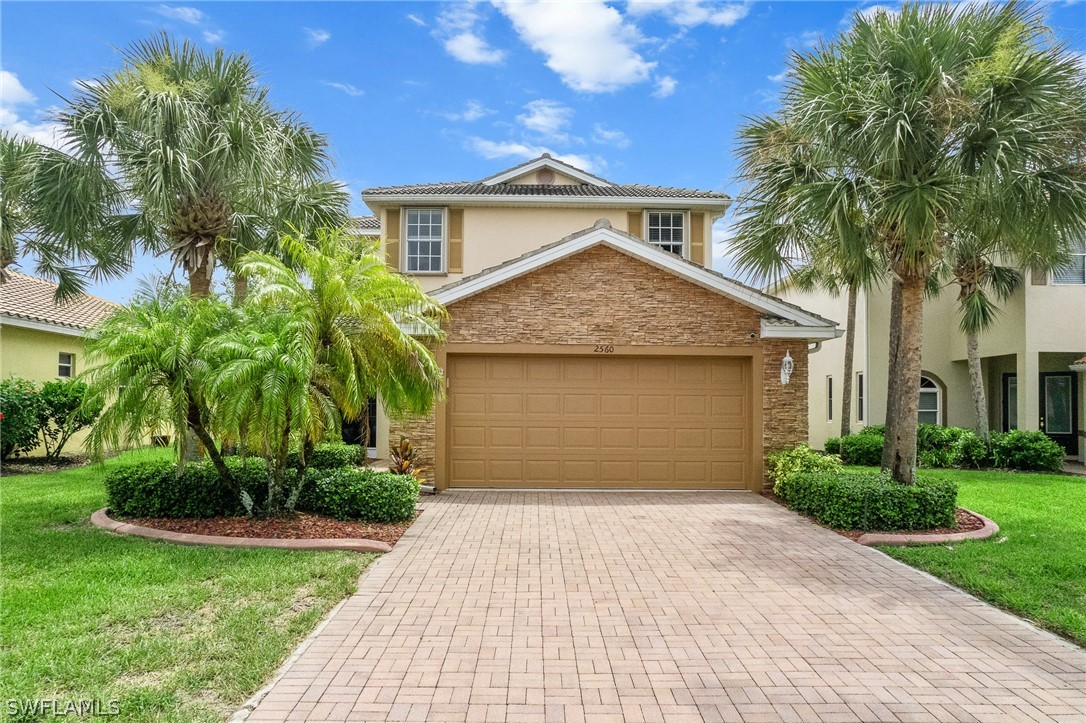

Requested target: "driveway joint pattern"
[{"left": 243, "top": 491, "right": 1086, "bottom": 722}]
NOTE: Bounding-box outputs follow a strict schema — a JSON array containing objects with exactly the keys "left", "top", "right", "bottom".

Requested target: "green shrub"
[
  {"left": 823, "top": 437, "right": 841, "bottom": 455},
  {"left": 0, "top": 378, "right": 45, "bottom": 460},
  {"left": 991, "top": 430, "right": 1065, "bottom": 472},
  {"left": 767, "top": 444, "right": 843, "bottom": 495},
  {"left": 777, "top": 471, "right": 957, "bottom": 531},
  {"left": 955, "top": 430, "right": 990, "bottom": 468},
  {"left": 839, "top": 433, "right": 884, "bottom": 466},
  {"left": 302, "top": 467, "right": 419, "bottom": 523},
  {"left": 37, "top": 379, "right": 103, "bottom": 461},
  {"left": 858, "top": 424, "right": 885, "bottom": 437},
  {"left": 105, "top": 457, "right": 274, "bottom": 518},
  {"left": 287, "top": 443, "right": 366, "bottom": 470},
  {"left": 916, "top": 424, "right": 968, "bottom": 468}
]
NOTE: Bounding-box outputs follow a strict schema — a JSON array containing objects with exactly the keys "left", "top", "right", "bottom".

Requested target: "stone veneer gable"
[{"left": 393, "top": 244, "right": 810, "bottom": 489}]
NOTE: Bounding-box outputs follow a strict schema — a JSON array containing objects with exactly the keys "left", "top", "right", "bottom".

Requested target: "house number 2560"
[{"left": 593, "top": 345, "right": 615, "bottom": 354}]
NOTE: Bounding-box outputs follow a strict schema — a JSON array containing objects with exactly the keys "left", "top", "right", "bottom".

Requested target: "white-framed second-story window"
[
  {"left": 58, "top": 352, "right": 74, "bottom": 378},
  {"left": 1053, "top": 238, "right": 1085, "bottom": 285},
  {"left": 404, "top": 208, "right": 445, "bottom": 273},
  {"left": 646, "top": 211, "right": 685, "bottom": 257}
]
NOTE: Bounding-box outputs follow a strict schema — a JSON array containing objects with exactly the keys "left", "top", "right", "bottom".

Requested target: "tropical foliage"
[
  {"left": 0, "top": 378, "right": 46, "bottom": 460},
  {"left": 82, "top": 229, "right": 445, "bottom": 516},
  {"left": 733, "top": 2, "right": 1086, "bottom": 483},
  {"left": 0, "top": 33, "right": 348, "bottom": 300},
  {"left": 36, "top": 379, "right": 103, "bottom": 461}
]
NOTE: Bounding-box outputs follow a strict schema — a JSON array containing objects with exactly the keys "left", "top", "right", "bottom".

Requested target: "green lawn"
[
  {"left": 871, "top": 467, "right": 1086, "bottom": 647},
  {"left": 1, "top": 449, "right": 374, "bottom": 722}
]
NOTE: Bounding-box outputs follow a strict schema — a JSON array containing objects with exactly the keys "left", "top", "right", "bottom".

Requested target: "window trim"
[
  {"left": 1002, "top": 372, "right": 1018, "bottom": 432},
  {"left": 1051, "top": 241, "right": 1086, "bottom": 285},
  {"left": 58, "top": 352, "right": 74, "bottom": 378},
  {"left": 401, "top": 207, "right": 448, "bottom": 275},
  {"left": 643, "top": 209, "right": 689, "bottom": 259},
  {"left": 827, "top": 375, "right": 834, "bottom": 422},
  {"left": 856, "top": 372, "right": 864, "bottom": 423},
  {"left": 918, "top": 375, "right": 943, "bottom": 426}
]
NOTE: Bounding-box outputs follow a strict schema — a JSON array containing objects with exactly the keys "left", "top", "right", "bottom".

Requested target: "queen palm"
[
  {"left": 25, "top": 33, "right": 347, "bottom": 300},
  {"left": 212, "top": 228, "right": 447, "bottom": 514},
  {"left": 732, "top": 2, "right": 1086, "bottom": 483}
]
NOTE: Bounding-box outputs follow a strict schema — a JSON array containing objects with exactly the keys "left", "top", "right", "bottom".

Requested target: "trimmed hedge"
[
  {"left": 104, "top": 457, "right": 273, "bottom": 518},
  {"left": 837, "top": 433, "right": 883, "bottom": 466},
  {"left": 766, "top": 444, "right": 842, "bottom": 494},
  {"left": 991, "top": 430, "right": 1065, "bottom": 472},
  {"left": 300, "top": 468, "right": 419, "bottom": 523},
  {"left": 286, "top": 443, "right": 366, "bottom": 470},
  {"left": 776, "top": 471, "right": 957, "bottom": 531}
]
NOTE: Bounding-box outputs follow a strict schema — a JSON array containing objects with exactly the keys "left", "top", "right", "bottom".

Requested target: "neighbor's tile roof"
[
  {"left": 1076, "top": 356, "right": 1086, "bottom": 365},
  {"left": 363, "top": 181, "right": 729, "bottom": 200},
  {"left": 347, "top": 215, "right": 380, "bottom": 233},
  {"left": 0, "top": 271, "right": 118, "bottom": 331}
]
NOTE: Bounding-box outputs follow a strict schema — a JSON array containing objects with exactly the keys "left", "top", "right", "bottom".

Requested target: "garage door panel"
[{"left": 448, "top": 355, "right": 752, "bottom": 489}]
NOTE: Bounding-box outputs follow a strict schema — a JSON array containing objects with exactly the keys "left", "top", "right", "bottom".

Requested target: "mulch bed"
[
  {"left": 122, "top": 510, "right": 420, "bottom": 546},
  {"left": 2, "top": 455, "right": 91, "bottom": 476},
  {"left": 761, "top": 491, "right": 985, "bottom": 541}
]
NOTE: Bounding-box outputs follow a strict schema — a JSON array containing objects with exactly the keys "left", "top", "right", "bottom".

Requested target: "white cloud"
[
  {"left": 436, "top": 3, "right": 506, "bottom": 65},
  {"left": 406, "top": 13, "right": 427, "bottom": 27},
  {"left": 591, "top": 123, "right": 630, "bottom": 149},
  {"left": 0, "top": 70, "right": 65, "bottom": 148},
  {"left": 321, "top": 81, "right": 364, "bottom": 97},
  {"left": 516, "top": 100, "right": 575, "bottom": 143},
  {"left": 304, "top": 27, "right": 331, "bottom": 47},
  {"left": 441, "top": 100, "right": 495, "bottom": 122},
  {"left": 626, "top": 0, "right": 751, "bottom": 28},
  {"left": 652, "top": 75, "right": 678, "bottom": 98},
  {"left": 767, "top": 70, "right": 788, "bottom": 83},
  {"left": 465, "top": 136, "right": 601, "bottom": 173},
  {"left": 202, "top": 29, "right": 226, "bottom": 44},
  {"left": 493, "top": 0, "right": 655, "bottom": 93},
  {"left": 849, "top": 4, "right": 898, "bottom": 25},
  {"left": 155, "top": 4, "right": 204, "bottom": 25}
]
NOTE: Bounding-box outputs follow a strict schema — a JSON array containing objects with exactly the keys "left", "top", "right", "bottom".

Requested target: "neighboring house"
[
  {"left": 0, "top": 271, "right": 118, "bottom": 455},
  {"left": 361, "top": 155, "right": 839, "bottom": 490},
  {"left": 779, "top": 240, "right": 1086, "bottom": 463}
]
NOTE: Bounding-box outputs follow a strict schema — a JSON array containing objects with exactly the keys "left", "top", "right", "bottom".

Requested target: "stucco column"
[{"left": 1017, "top": 351, "right": 1040, "bottom": 432}]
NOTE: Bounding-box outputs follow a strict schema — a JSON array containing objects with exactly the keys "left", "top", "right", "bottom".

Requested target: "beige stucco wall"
[
  {"left": 0, "top": 323, "right": 93, "bottom": 455},
  {"left": 380, "top": 206, "right": 717, "bottom": 293}
]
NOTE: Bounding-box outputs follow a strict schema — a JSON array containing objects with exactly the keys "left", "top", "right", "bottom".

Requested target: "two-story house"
[
  {"left": 360, "top": 155, "right": 840, "bottom": 490},
  {"left": 780, "top": 241, "right": 1086, "bottom": 463}
]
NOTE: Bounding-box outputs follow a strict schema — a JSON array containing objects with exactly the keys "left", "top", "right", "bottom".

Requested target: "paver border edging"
[
  {"left": 856, "top": 507, "right": 998, "bottom": 546},
  {"left": 91, "top": 508, "right": 392, "bottom": 553}
]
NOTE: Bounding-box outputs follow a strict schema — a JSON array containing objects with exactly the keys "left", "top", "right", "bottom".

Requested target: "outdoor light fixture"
[{"left": 780, "top": 351, "right": 794, "bottom": 385}]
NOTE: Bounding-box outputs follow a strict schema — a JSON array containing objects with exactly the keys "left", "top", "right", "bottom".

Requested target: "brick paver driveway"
[{"left": 241, "top": 492, "right": 1086, "bottom": 722}]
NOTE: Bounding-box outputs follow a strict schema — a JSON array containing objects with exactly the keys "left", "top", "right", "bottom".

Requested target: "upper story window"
[
  {"left": 58, "top": 352, "right": 74, "bottom": 378},
  {"left": 646, "top": 211, "right": 684, "bottom": 256},
  {"left": 1053, "top": 238, "right": 1085, "bottom": 285},
  {"left": 918, "top": 376, "right": 941, "bottom": 425},
  {"left": 405, "top": 208, "right": 445, "bottom": 273}
]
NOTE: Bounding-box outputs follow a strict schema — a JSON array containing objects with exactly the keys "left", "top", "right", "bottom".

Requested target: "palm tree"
[
  {"left": 81, "top": 286, "right": 248, "bottom": 504},
  {"left": 732, "top": 2, "right": 1086, "bottom": 483},
  {"left": 19, "top": 33, "right": 348, "bottom": 300},
  {"left": 213, "top": 228, "right": 447, "bottom": 514}
]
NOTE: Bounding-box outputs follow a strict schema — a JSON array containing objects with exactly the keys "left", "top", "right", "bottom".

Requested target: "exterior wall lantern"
[{"left": 780, "top": 351, "right": 794, "bottom": 385}]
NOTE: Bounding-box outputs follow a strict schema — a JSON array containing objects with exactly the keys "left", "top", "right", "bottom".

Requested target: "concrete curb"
[
  {"left": 91, "top": 508, "right": 393, "bottom": 553},
  {"left": 857, "top": 508, "right": 999, "bottom": 546}
]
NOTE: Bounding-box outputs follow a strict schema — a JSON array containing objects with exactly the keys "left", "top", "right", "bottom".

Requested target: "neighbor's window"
[
  {"left": 58, "top": 352, "right": 74, "bottom": 378},
  {"left": 646, "top": 211, "right": 685, "bottom": 256},
  {"left": 918, "top": 376, "right": 941, "bottom": 425},
  {"left": 405, "top": 208, "right": 444, "bottom": 273},
  {"left": 827, "top": 376, "right": 833, "bottom": 422},
  {"left": 857, "top": 372, "right": 864, "bottom": 422},
  {"left": 1053, "top": 238, "right": 1085, "bottom": 285}
]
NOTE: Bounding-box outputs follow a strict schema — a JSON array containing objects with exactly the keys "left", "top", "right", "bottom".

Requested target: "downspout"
[{"left": 808, "top": 341, "right": 823, "bottom": 354}]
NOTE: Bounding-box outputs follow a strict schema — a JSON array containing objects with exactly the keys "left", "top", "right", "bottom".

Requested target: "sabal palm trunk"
[
  {"left": 189, "top": 252, "right": 213, "bottom": 299},
  {"left": 966, "top": 330, "right": 989, "bottom": 441},
  {"left": 883, "top": 277, "right": 924, "bottom": 485},
  {"left": 840, "top": 283, "right": 858, "bottom": 437},
  {"left": 881, "top": 278, "right": 904, "bottom": 469}
]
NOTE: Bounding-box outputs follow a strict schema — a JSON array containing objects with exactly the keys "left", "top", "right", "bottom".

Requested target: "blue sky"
[{"left": 2, "top": 1, "right": 1084, "bottom": 303}]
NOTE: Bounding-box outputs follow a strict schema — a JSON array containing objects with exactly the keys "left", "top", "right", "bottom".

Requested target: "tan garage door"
[{"left": 447, "top": 354, "right": 752, "bottom": 488}]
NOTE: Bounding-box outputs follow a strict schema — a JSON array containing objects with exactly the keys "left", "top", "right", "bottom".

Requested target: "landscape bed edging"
[
  {"left": 91, "top": 508, "right": 393, "bottom": 553},
  {"left": 856, "top": 508, "right": 999, "bottom": 546}
]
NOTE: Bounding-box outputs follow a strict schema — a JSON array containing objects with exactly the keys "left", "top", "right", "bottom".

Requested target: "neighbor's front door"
[{"left": 1040, "top": 372, "right": 1078, "bottom": 456}]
